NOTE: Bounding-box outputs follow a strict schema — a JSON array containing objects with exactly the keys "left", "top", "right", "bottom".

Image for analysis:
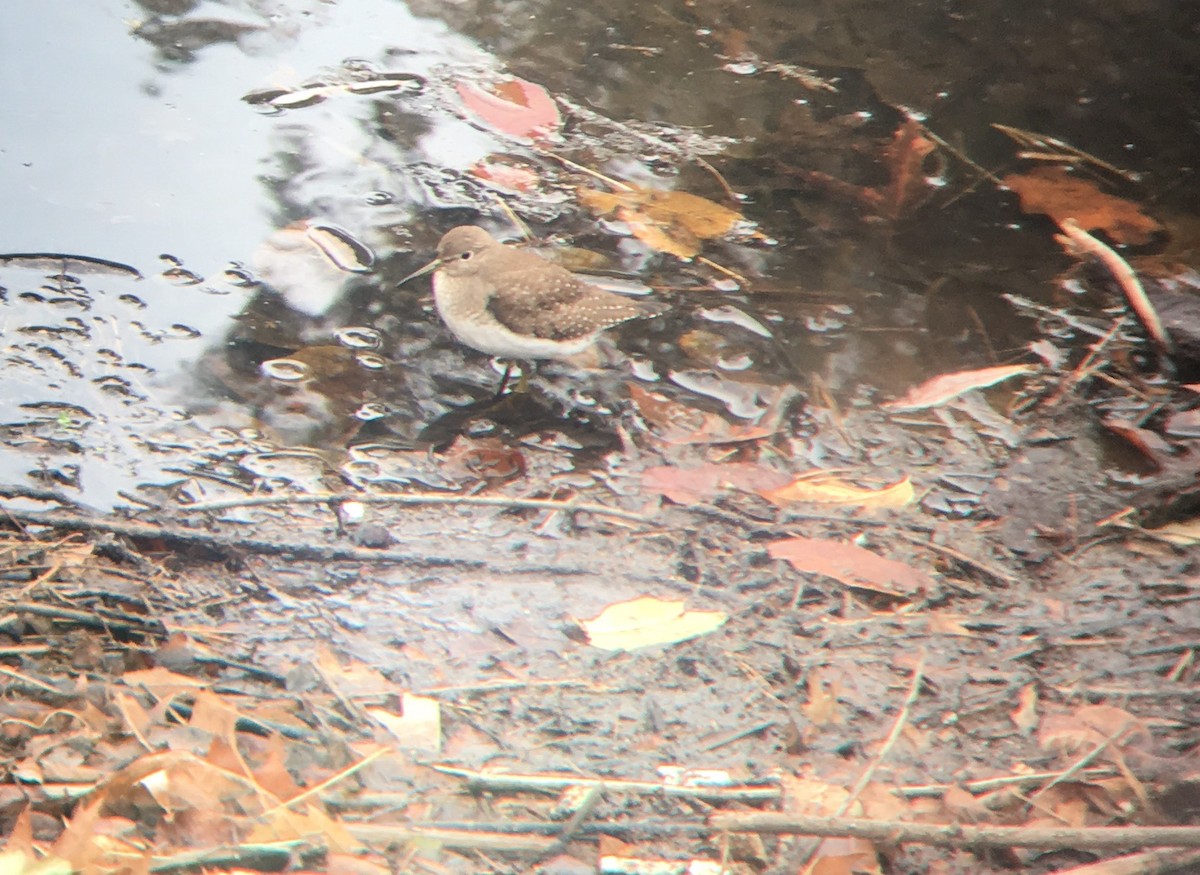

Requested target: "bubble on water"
[
  {"left": 261, "top": 358, "right": 310, "bottom": 382},
  {"left": 355, "top": 353, "right": 387, "bottom": 370},
  {"left": 337, "top": 326, "right": 383, "bottom": 349},
  {"left": 305, "top": 222, "right": 376, "bottom": 274},
  {"left": 355, "top": 402, "right": 388, "bottom": 421}
]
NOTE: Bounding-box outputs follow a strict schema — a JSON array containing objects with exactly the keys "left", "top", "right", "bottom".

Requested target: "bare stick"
[
  {"left": 708, "top": 813, "right": 1200, "bottom": 850},
  {"left": 180, "top": 491, "right": 649, "bottom": 524},
  {"left": 1057, "top": 218, "right": 1172, "bottom": 355},
  {"left": 432, "top": 765, "right": 782, "bottom": 803}
]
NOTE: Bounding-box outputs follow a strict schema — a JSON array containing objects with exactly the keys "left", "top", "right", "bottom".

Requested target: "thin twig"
[
  {"left": 180, "top": 491, "right": 649, "bottom": 524},
  {"left": 694, "top": 156, "right": 740, "bottom": 204},
  {"left": 709, "top": 813, "right": 1200, "bottom": 850},
  {"left": 992, "top": 124, "right": 1137, "bottom": 181},
  {"left": 0, "top": 508, "right": 485, "bottom": 567},
  {"left": 432, "top": 765, "right": 782, "bottom": 802}
]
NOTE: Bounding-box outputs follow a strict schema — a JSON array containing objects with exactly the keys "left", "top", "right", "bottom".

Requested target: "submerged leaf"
[
  {"left": 579, "top": 185, "right": 747, "bottom": 258},
  {"left": 885, "top": 364, "right": 1035, "bottom": 411},
  {"left": 457, "top": 77, "right": 561, "bottom": 140},
  {"left": 1003, "top": 166, "right": 1164, "bottom": 246}
]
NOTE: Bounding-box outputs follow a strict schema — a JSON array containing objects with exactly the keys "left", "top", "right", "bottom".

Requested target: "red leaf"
[{"left": 456, "top": 77, "right": 561, "bottom": 141}]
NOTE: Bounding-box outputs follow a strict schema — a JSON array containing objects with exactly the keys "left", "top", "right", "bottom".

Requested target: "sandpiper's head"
[{"left": 433, "top": 225, "right": 500, "bottom": 278}]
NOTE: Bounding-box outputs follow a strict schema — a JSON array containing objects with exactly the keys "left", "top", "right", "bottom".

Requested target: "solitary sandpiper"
[{"left": 400, "top": 225, "right": 666, "bottom": 391}]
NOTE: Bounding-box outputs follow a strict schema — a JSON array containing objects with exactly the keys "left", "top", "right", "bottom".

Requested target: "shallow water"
[{"left": 1, "top": 0, "right": 1195, "bottom": 508}]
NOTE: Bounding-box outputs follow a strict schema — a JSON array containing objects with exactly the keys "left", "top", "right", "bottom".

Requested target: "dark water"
[{"left": 2, "top": 0, "right": 1196, "bottom": 509}]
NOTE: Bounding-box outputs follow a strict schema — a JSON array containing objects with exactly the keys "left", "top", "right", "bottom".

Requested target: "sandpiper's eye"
[{"left": 459, "top": 251, "right": 472, "bottom": 260}]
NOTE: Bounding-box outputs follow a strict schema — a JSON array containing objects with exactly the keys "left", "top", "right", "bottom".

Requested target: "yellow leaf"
[
  {"left": 1149, "top": 517, "right": 1200, "bottom": 545},
  {"left": 577, "top": 184, "right": 747, "bottom": 258},
  {"left": 618, "top": 206, "right": 700, "bottom": 259},
  {"left": 761, "top": 473, "right": 914, "bottom": 508},
  {"left": 368, "top": 694, "right": 441, "bottom": 753},
  {"left": 581, "top": 596, "right": 727, "bottom": 651}
]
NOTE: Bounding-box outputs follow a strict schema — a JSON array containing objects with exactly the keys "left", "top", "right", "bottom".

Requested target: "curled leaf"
[
  {"left": 886, "top": 364, "right": 1035, "bottom": 411},
  {"left": 456, "top": 77, "right": 561, "bottom": 141}
]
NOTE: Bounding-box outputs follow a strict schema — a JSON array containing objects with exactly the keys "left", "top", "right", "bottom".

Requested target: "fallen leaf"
[
  {"left": 927, "top": 613, "right": 978, "bottom": 637},
  {"left": 579, "top": 185, "right": 747, "bottom": 258},
  {"left": 1003, "top": 166, "right": 1164, "bottom": 245},
  {"left": 885, "top": 364, "right": 1035, "bottom": 411},
  {"left": 1148, "top": 517, "right": 1200, "bottom": 546},
  {"left": 440, "top": 435, "right": 525, "bottom": 482},
  {"left": 0, "top": 850, "right": 71, "bottom": 875},
  {"left": 768, "top": 537, "right": 933, "bottom": 598},
  {"left": 878, "top": 117, "right": 941, "bottom": 220},
  {"left": 1010, "top": 683, "right": 1039, "bottom": 736},
  {"left": 580, "top": 596, "right": 727, "bottom": 651},
  {"left": 456, "top": 77, "right": 561, "bottom": 141},
  {"left": 801, "top": 670, "right": 843, "bottom": 727},
  {"left": 628, "top": 383, "right": 777, "bottom": 444},
  {"left": 368, "top": 694, "right": 442, "bottom": 753},
  {"left": 641, "top": 462, "right": 790, "bottom": 504},
  {"left": 760, "top": 472, "right": 914, "bottom": 508},
  {"left": 1039, "top": 704, "right": 1148, "bottom": 756},
  {"left": 618, "top": 205, "right": 701, "bottom": 258},
  {"left": 468, "top": 156, "right": 541, "bottom": 192}
]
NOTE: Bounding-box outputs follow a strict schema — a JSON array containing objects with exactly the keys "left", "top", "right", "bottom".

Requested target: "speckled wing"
[{"left": 485, "top": 266, "right": 654, "bottom": 341}]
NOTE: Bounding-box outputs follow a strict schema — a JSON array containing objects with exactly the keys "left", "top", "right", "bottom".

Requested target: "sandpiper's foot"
[{"left": 493, "top": 360, "right": 533, "bottom": 397}]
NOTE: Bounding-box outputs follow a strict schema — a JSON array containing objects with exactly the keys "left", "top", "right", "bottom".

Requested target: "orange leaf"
[
  {"left": 456, "top": 77, "right": 561, "bottom": 141},
  {"left": 768, "top": 537, "right": 933, "bottom": 598},
  {"left": 1003, "top": 166, "right": 1164, "bottom": 245}
]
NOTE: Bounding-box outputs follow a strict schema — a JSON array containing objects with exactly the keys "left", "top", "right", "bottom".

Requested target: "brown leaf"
[
  {"left": 253, "top": 733, "right": 305, "bottom": 801},
  {"left": 801, "top": 669, "right": 843, "bottom": 727},
  {"left": 1003, "top": 166, "right": 1164, "bottom": 245},
  {"left": 189, "top": 689, "right": 240, "bottom": 742},
  {"left": 440, "top": 435, "right": 525, "bottom": 482},
  {"left": 768, "top": 537, "right": 933, "bottom": 598},
  {"left": 879, "top": 117, "right": 940, "bottom": 220},
  {"left": 628, "top": 383, "right": 776, "bottom": 445}
]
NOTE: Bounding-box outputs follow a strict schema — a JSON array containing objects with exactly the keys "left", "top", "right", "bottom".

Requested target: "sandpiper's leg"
[
  {"left": 513, "top": 364, "right": 531, "bottom": 394},
  {"left": 494, "top": 361, "right": 516, "bottom": 397}
]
